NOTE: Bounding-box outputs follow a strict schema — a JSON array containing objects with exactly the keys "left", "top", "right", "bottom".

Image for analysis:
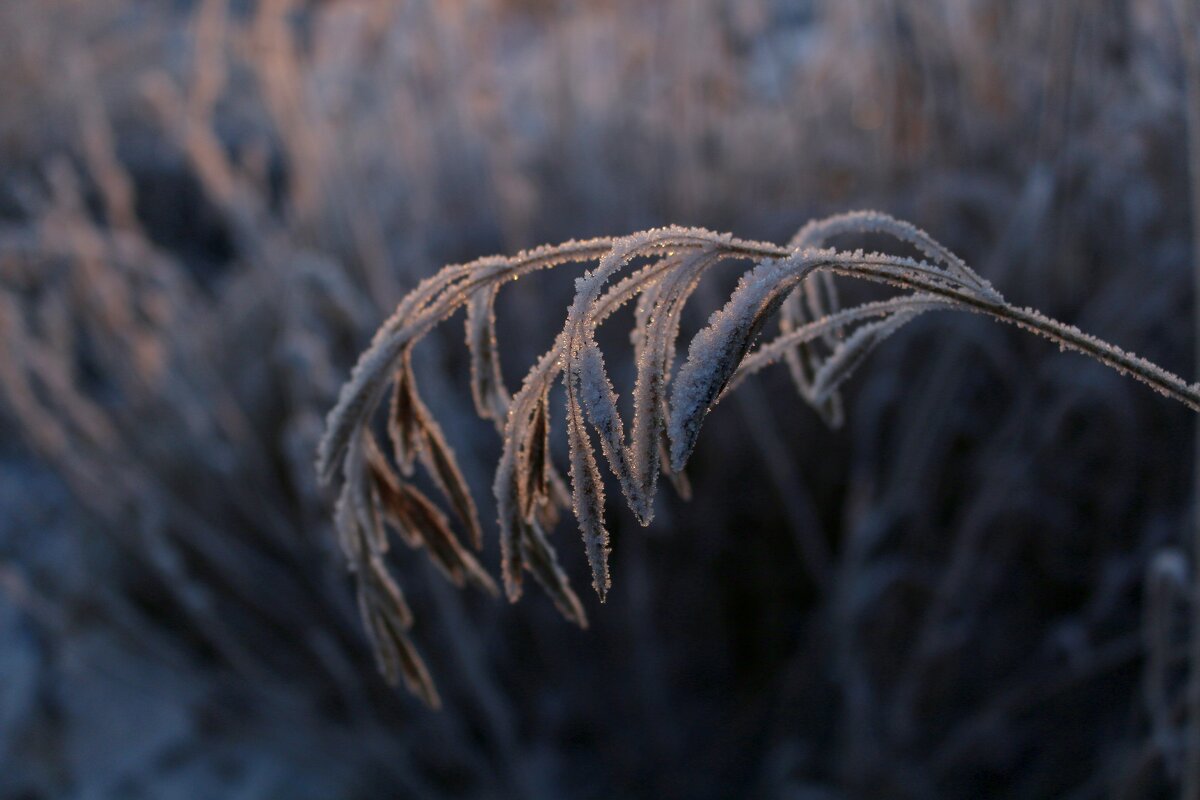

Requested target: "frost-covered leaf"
[
  {"left": 496, "top": 456, "right": 527, "bottom": 603},
  {"left": 401, "top": 482, "right": 493, "bottom": 593},
  {"left": 565, "top": 384, "right": 610, "bottom": 601},
  {"left": 810, "top": 311, "right": 919, "bottom": 404},
  {"left": 466, "top": 284, "right": 509, "bottom": 423},
  {"left": 387, "top": 354, "right": 420, "bottom": 476},
  {"left": 332, "top": 478, "right": 366, "bottom": 564},
  {"left": 790, "top": 210, "right": 1000, "bottom": 300},
  {"left": 413, "top": 401, "right": 484, "bottom": 551},
  {"left": 631, "top": 248, "right": 722, "bottom": 518},
  {"left": 518, "top": 517, "right": 588, "bottom": 628},
  {"left": 364, "top": 555, "right": 413, "bottom": 629},
  {"left": 519, "top": 387, "right": 551, "bottom": 522},
  {"left": 573, "top": 341, "right": 642, "bottom": 522},
  {"left": 668, "top": 260, "right": 789, "bottom": 471},
  {"left": 359, "top": 583, "right": 440, "bottom": 707}
]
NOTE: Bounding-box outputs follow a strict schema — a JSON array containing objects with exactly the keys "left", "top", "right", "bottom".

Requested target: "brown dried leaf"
[
  {"left": 519, "top": 388, "right": 551, "bottom": 522},
  {"left": 518, "top": 517, "right": 588, "bottom": 628},
  {"left": 414, "top": 405, "right": 484, "bottom": 551},
  {"left": 387, "top": 352, "right": 420, "bottom": 476}
]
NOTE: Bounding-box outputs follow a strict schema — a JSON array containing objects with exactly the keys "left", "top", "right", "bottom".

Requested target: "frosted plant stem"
[
  {"left": 967, "top": 302, "right": 1200, "bottom": 413},
  {"left": 317, "top": 214, "right": 1200, "bottom": 704}
]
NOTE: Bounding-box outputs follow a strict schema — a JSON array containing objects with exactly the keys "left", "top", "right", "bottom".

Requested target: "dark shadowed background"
[{"left": 2, "top": 0, "right": 1199, "bottom": 797}]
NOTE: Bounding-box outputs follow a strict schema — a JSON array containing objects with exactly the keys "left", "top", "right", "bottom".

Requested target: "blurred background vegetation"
[{"left": 1, "top": 0, "right": 1198, "bottom": 797}]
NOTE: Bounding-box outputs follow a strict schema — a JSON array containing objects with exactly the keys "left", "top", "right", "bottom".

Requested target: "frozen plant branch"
[{"left": 316, "top": 212, "right": 1200, "bottom": 705}]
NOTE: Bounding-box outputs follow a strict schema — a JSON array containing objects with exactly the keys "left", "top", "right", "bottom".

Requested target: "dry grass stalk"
[{"left": 317, "top": 212, "right": 1200, "bottom": 704}]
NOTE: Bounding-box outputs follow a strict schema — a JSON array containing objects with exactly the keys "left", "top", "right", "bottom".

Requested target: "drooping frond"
[{"left": 316, "top": 213, "right": 1200, "bottom": 704}]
